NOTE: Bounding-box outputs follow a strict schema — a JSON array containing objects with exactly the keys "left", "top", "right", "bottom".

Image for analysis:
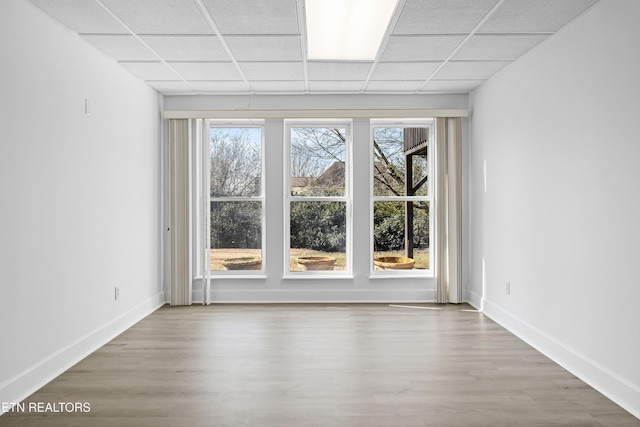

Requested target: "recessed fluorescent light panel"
[{"left": 305, "top": 0, "right": 398, "bottom": 61}]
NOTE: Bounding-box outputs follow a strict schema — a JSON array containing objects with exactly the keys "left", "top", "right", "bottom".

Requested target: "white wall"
[
  {"left": 0, "top": 0, "right": 163, "bottom": 408},
  {"left": 469, "top": 0, "right": 640, "bottom": 418}
]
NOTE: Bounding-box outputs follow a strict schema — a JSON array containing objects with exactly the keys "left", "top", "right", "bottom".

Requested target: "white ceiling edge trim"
[{"left": 163, "top": 108, "right": 468, "bottom": 119}]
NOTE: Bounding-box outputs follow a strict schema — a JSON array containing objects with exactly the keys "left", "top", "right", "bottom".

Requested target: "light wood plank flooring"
[{"left": 2, "top": 304, "right": 638, "bottom": 426}]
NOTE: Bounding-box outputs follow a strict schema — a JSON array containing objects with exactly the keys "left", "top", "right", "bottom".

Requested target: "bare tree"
[
  {"left": 372, "top": 127, "right": 406, "bottom": 196},
  {"left": 372, "top": 127, "right": 428, "bottom": 198},
  {"left": 289, "top": 126, "right": 428, "bottom": 199},
  {"left": 290, "top": 141, "right": 325, "bottom": 178},
  {"left": 209, "top": 128, "right": 261, "bottom": 197},
  {"left": 290, "top": 127, "right": 346, "bottom": 178}
]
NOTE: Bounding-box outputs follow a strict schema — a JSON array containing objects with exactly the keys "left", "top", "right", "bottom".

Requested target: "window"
[
  {"left": 208, "top": 124, "right": 264, "bottom": 273},
  {"left": 195, "top": 117, "right": 433, "bottom": 284},
  {"left": 285, "top": 122, "right": 351, "bottom": 274},
  {"left": 371, "top": 121, "right": 433, "bottom": 274}
]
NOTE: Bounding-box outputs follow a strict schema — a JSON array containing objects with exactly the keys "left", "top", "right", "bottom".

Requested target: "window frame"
[
  {"left": 207, "top": 120, "right": 266, "bottom": 276},
  {"left": 370, "top": 119, "right": 434, "bottom": 277},
  {"left": 284, "top": 119, "right": 353, "bottom": 278}
]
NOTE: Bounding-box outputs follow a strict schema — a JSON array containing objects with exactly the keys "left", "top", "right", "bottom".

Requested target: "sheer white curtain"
[
  {"left": 169, "top": 119, "right": 192, "bottom": 306},
  {"left": 435, "top": 117, "right": 463, "bottom": 304}
]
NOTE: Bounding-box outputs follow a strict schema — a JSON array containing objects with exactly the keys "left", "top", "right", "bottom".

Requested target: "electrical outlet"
[
  {"left": 114, "top": 286, "right": 120, "bottom": 300},
  {"left": 506, "top": 282, "right": 511, "bottom": 295}
]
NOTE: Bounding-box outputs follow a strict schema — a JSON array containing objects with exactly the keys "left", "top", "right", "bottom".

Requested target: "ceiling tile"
[
  {"left": 81, "top": 35, "right": 157, "bottom": 61},
  {"left": 432, "top": 60, "right": 510, "bottom": 80},
  {"left": 308, "top": 81, "right": 364, "bottom": 92},
  {"left": 28, "top": 0, "right": 127, "bottom": 34},
  {"left": 366, "top": 81, "right": 424, "bottom": 92},
  {"left": 251, "top": 81, "right": 305, "bottom": 92},
  {"left": 419, "top": 80, "right": 485, "bottom": 93},
  {"left": 370, "top": 62, "right": 441, "bottom": 80},
  {"left": 190, "top": 81, "right": 250, "bottom": 93},
  {"left": 146, "top": 80, "right": 193, "bottom": 93},
  {"left": 393, "top": 0, "right": 499, "bottom": 34},
  {"left": 478, "top": 0, "right": 599, "bottom": 33},
  {"left": 380, "top": 35, "right": 465, "bottom": 62},
  {"left": 225, "top": 36, "right": 302, "bottom": 61},
  {"left": 25, "top": 0, "right": 601, "bottom": 96},
  {"left": 168, "top": 62, "right": 242, "bottom": 80},
  {"left": 100, "top": 0, "right": 212, "bottom": 34},
  {"left": 118, "top": 61, "right": 182, "bottom": 80},
  {"left": 141, "top": 36, "right": 229, "bottom": 61},
  {"left": 202, "top": 0, "right": 299, "bottom": 34},
  {"left": 452, "top": 34, "right": 549, "bottom": 61},
  {"left": 307, "top": 62, "right": 373, "bottom": 81},
  {"left": 239, "top": 62, "right": 304, "bottom": 81}
]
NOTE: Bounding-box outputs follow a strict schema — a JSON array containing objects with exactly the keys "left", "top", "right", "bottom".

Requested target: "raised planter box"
[
  {"left": 221, "top": 257, "right": 262, "bottom": 270},
  {"left": 374, "top": 256, "right": 415, "bottom": 270},
  {"left": 296, "top": 256, "right": 336, "bottom": 271}
]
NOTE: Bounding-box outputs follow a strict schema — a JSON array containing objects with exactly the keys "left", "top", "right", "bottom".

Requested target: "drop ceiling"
[{"left": 27, "top": 0, "right": 600, "bottom": 95}]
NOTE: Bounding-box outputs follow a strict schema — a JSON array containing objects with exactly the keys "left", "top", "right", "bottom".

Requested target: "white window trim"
[
  {"left": 207, "top": 120, "right": 266, "bottom": 277},
  {"left": 284, "top": 119, "right": 353, "bottom": 278},
  {"left": 370, "top": 119, "right": 434, "bottom": 277}
]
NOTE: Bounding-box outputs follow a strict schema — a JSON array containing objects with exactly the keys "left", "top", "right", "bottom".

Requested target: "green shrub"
[{"left": 290, "top": 201, "right": 345, "bottom": 252}]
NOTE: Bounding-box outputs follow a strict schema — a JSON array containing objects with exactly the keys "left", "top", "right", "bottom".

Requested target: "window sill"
[
  {"left": 282, "top": 274, "right": 354, "bottom": 280},
  {"left": 197, "top": 274, "right": 267, "bottom": 280},
  {"left": 369, "top": 272, "right": 434, "bottom": 279}
]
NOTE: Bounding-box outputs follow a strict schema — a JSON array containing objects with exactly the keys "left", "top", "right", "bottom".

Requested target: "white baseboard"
[
  {"left": 192, "top": 288, "right": 436, "bottom": 304},
  {"left": 464, "top": 288, "right": 482, "bottom": 310},
  {"left": 482, "top": 298, "right": 640, "bottom": 420},
  {"left": 0, "top": 292, "right": 165, "bottom": 414}
]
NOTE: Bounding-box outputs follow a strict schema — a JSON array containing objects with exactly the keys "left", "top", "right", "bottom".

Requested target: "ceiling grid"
[{"left": 26, "top": 0, "right": 601, "bottom": 95}]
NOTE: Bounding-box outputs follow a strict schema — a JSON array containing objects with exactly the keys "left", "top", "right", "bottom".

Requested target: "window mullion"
[{"left": 289, "top": 196, "right": 348, "bottom": 202}]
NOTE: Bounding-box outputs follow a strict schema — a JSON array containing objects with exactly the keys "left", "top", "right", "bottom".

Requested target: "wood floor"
[{"left": 2, "top": 304, "right": 638, "bottom": 426}]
